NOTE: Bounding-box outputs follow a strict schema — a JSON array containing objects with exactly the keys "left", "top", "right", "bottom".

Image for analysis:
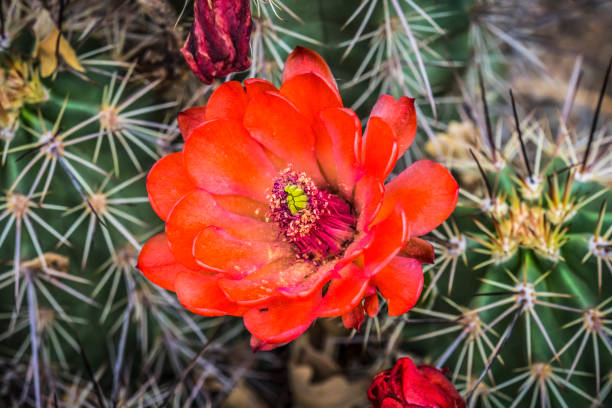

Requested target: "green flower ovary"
[{"left": 284, "top": 184, "right": 308, "bottom": 215}]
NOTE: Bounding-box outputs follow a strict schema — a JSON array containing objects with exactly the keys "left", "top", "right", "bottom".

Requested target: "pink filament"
[{"left": 268, "top": 168, "right": 356, "bottom": 262}]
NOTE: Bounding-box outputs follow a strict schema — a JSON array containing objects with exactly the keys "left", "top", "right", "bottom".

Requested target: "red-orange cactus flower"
[
  {"left": 368, "top": 357, "right": 466, "bottom": 408},
  {"left": 138, "top": 47, "right": 458, "bottom": 349}
]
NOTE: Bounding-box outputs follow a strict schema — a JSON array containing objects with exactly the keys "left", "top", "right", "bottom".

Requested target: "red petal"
[
  {"left": 363, "top": 203, "right": 408, "bottom": 276},
  {"left": 244, "top": 78, "right": 278, "bottom": 99},
  {"left": 175, "top": 271, "right": 247, "bottom": 316},
  {"left": 373, "top": 256, "right": 423, "bottom": 316},
  {"left": 219, "top": 259, "right": 323, "bottom": 306},
  {"left": 178, "top": 107, "right": 206, "bottom": 140},
  {"left": 395, "top": 359, "right": 443, "bottom": 406},
  {"left": 243, "top": 91, "right": 324, "bottom": 184},
  {"left": 282, "top": 46, "right": 338, "bottom": 92},
  {"left": 137, "top": 233, "right": 191, "bottom": 291},
  {"left": 360, "top": 117, "right": 398, "bottom": 181},
  {"left": 204, "top": 81, "right": 248, "bottom": 121},
  {"left": 375, "top": 160, "right": 458, "bottom": 237},
  {"left": 417, "top": 365, "right": 466, "bottom": 408},
  {"left": 183, "top": 119, "right": 277, "bottom": 202},
  {"left": 312, "top": 110, "right": 337, "bottom": 185},
  {"left": 379, "top": 399, "right": 404, "bottom": 408},
  {"left": 342, "top": 304, "right": 365, "bottom": 331},
  {"left": 250, "top": 336, "right": 283, "bottom": 351},
  {"left": 276, "top": 262, "right": 338, "bottom": 300},
  {"left": 318, "top": 264, "right": 369, "bottom": 317},
  {"left": 146, "top": 153, "right": 196, "bottom": 221},
  {"left": 280, "top": 73, "right": 342, "bottom": 123},
  {"left": 371, "top": 95, "right": 417, "bottom": 157},
  {"left": 193, "top": 226, "right": 291, "bottom": 276},
  {"left": 313, "top": 108, "right": 362, "bottom": 197},
  {"left": 399, "top": 360, "right": 462, "bottom": 407},
  {"left": 401, "top": 237, "right": 435, "bottom": 264},
  {"left": 364, "top": 294, "right": 379, "bottom": 317},
  {"left": 166, "top": 190, "right": 277, "bottom": 270},
  {"left": 340, "top": 231, "right": 376, "bottom": 268},
  {"left": 243, "top": 292, "right": 321, "bottom": 344},
  {"left": 354, "top": 174, "right": 384, "bottom": 232},
  {"left": 213, "top": 194, "right": 267, "bottom": 221}
]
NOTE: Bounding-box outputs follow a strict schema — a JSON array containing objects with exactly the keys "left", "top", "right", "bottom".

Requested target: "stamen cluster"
[{"left": 268, "top": 167, "right": 355, "bottom": 262}]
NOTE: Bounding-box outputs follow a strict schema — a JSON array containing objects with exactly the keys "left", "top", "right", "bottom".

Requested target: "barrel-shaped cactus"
[{"left": 400, "top": 66, "right": 612, "bottom": 407}]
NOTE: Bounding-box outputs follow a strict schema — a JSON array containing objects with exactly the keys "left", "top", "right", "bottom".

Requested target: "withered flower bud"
[{"left": 181, "top": 0, "right": 252, "bottom": 84}]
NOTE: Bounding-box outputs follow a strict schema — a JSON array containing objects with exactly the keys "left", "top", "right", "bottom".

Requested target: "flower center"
[
  {"left": 268, "top": 167, "right": 356, "bottom": 263},
  {"left": 284, "top": 184, "right": 308, "bottom": 215}
]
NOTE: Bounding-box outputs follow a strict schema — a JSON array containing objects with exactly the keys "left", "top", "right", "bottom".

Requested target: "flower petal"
[
  {"left": 146, "top": 153, "right": 196, "bottom": 221},
  {"left": 398, "top": 360, "right": 463, "bottom": 407},
  {"left": 250, "top": 336, "right": 284, "bottom": 351},
  {"left": 276, "top": 261, "right": 337, "bottom": 300},
  {"left": 193, "top": 226, "right": 291, "bottom": 276},
  {"left": 244, "top": 78, "right": 278, "bottom": 99},
  {"left": 375, "top": 160, "right": 458, "bottom": 237},
  {"left": 364, "top": 294, "right": 379, "bottom": 317},
  {"left": 313, "top": 108, "right": 362, "bottom": 197},
  {"left": 377, "top": 398, "right": 404, "bottom": 408},
  {"left": 373, "top": 256, "right": 423, "bottom": 316},
  {"left": 363, "top": 203, "right": 408, "bottom": 276},
  {"left": 219, "top": 259, "right": 320, "bottom": 305},
  {"left": 312, "top": 112, "right": 337, "bottom": 186},
  {"left": 360, "top": 116, "right": 398, "bottom": 181},
  {"left": 318, "top": 264, "right": 370, "bottom": 317},
  {"left": 175, "top": 271, "right": 247, "bottom": 316},
  {"left": 371, "top": 95, "right": 417, "bottom": 156},
  {"left": 354, "top": 174, "right": 385, "bottom": 232},
  {"left": 342, "top": 304, "right": 365, "bottom": 331},
  {"left": 137, "top": 233, "right": 191, "bottom": 291},
  {"left": 416, "top": 365, "right": 466, "bottom": 407},
  {"left": 280, "top": 73, "right": 342, "bottom": 123},
  {"left": 183, "top": 119, "right": 277, "bottom": 202},
  {"left": 204, "top": 81, "right": 248, "bottom": 121},
  {"left": 178, "top": 106, "right": 206, "bottom": 140},
  {"left": 282, "top": 46, "right": 338, "bottom": 91},
  {"left": 166, "top": 190, "right": 277, "bottom": 270},
  {"left": 213, "top": 194, "right": 267, "bottom": 221},
  {"left": 340, "top": 231, "right": 376, "bottom": 267},
  {"left": 243, "top": 91, "right": 324, "bottom": 184},
  {"left": 243, "top": 292, "right": 321, "bottom": 345}
]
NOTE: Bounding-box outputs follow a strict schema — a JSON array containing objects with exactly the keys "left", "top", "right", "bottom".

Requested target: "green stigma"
[{"left": 284, "top": 184, "right": 308, "bottom": 215}]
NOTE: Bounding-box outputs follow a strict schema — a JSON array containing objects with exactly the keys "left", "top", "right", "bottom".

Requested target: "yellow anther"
[{"left": 284, "top": 184, "right": 308, "bottom": 215}]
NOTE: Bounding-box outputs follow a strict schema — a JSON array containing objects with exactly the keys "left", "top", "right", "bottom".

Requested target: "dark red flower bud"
[
  {"left": 181, "top": 0, "right": 252, "bottom": 84},
  {"left": 368, "top": 358, "right": 466, "bottom": 408}
]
